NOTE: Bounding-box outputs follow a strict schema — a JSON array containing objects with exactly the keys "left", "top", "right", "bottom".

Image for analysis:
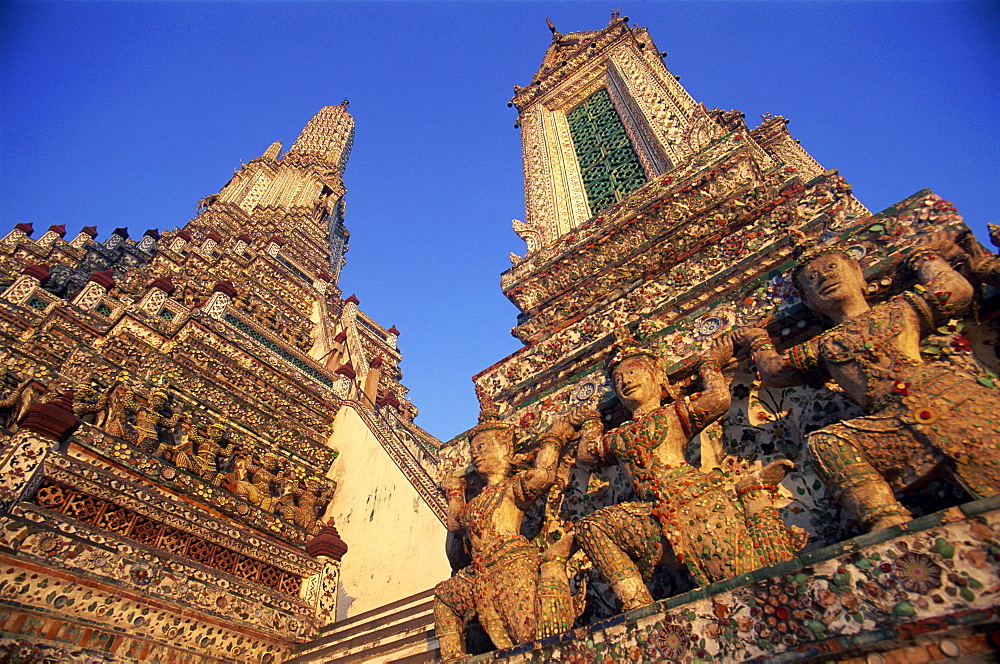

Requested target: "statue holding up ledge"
[
  {"left": 433, "top": 386, "right": 582, "bottom": 662},
  {"left": 120, "top": 384, "right": 187, "bottom": 459},
  {"left": 733, "top": 230, "right": 1000, "bottom": 532},
  {"left": 174, "top": 421, "right": 230, "bottom": 480},
  {"left": 556, "top": 334, "right": 805, "bottom": 612}
]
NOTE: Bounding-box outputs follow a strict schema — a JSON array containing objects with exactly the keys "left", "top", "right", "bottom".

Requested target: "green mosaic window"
[
  {"left": 567, "top": 88, "right": 648, "bottom": 214},
  {"left": 96, "top": 303, "right": 112, "bottom": 317},
  {"left": 159, "top": 309, "right": 176, "bottom": 321},
  {"left": 28, "top": 298, "right": 47, "bottom": 311},
  {"left": 224, "top": 313, "right": 332, "bottom": 387}
]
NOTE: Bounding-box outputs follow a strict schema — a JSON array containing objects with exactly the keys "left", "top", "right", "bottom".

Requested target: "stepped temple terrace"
[{"left": 1, "top": 13, "right": 998, "bottom": 664}]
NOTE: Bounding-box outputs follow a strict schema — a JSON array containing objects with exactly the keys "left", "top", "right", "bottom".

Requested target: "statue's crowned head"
[
  {"left": 261, "top": 451, "right": 281, "bottom": 470},
  {"left": 790, "top": 232, "right": 867, "bottom": 318},
  {"left": 469, "top": 383, "right": 512, "bottom": 438},
  {"left": 606, "top": 327, "right": 678, "bottom": 412},
  {"left": 468, "top": 383, "right": 513, "bottom": 476},
  {"left": 149, "top": 389, "right": 169, "bottom": 409}
]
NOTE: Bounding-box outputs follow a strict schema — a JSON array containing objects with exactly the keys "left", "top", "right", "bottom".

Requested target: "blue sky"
[{"left": 1, "top": 2, "right": 997, "bottom": 442}]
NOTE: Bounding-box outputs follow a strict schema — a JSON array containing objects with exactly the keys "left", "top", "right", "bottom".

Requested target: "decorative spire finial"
[
  {"left": 545, "top": 17, "right": 562, "bottom": 40},
  {"left": 607, "top": 324, "right": 656, "bottom": 371},
  {"left": 475, "top": 383, "right": 500, "bottom": 423}
]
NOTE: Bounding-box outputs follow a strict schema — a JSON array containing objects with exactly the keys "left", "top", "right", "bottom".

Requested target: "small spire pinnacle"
[
  {"left": 545, "top": 17, "right": 561, "bottom": 40},
  {"left": 261, "top": 141, "right": 282, "bottom": 160},
  {"left": 611, "top": 7, "right": 621, "bottom": 21}
]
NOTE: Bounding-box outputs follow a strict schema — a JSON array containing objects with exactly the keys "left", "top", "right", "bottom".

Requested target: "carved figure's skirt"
[
  {"left": 651, "top": 466, "right": 765, "bottom": 585},
  {"left": 472, "top": 536, "right": 540, "bottom": 648},
  {"left": 811, "top": 366, "right": 1000, "bottom": 499},
  {"left": 577, "top": 502, "right": 664, "bottom": 584},
  {"left": 434, "top": 567, "right": 476, "bottom": 620}
]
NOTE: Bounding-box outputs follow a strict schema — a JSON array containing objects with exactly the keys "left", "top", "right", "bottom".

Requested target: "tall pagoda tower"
[
  {"left": 0, "top": 104, "right": 450, "bottom": 662},
  {"left": 434, "top": 14, "right": 1000, "bottom": 663}
]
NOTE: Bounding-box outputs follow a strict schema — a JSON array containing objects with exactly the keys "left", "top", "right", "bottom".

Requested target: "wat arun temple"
[{"left": 1, "top": 14, "right": 998, "bottom": 664}]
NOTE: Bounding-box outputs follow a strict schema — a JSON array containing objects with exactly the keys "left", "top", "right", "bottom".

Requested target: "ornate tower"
[
  {"left": 434, "top": 15, "right": 998, "bottom": 663},
  {"left": 207, "top": 101, "right": 354, "bottom": 282},
  {"left": 480, "top": 14, "right": 857, "bottom": 383},
  {"left": 509, "top": 16, "right": 825, "bottom": 253},
  {"left": 0, "top": 104, "right": 449, "bottom": 663}
]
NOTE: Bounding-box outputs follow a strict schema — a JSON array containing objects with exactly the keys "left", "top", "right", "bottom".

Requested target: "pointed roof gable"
[
  {"left": 531, "top": 28, "right": 601, "bottom": 82},
  {"left": 514, "top": 16, "right": 637, "bottom": 108}
]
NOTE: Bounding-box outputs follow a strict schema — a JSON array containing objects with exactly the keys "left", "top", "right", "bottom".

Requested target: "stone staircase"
[{"left": 285, "top": 588, "right": 439, "bottom": 664}]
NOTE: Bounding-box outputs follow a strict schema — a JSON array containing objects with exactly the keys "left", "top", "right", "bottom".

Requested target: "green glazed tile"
[
  {"left": 798, "top": 541, "right": 847, "bottom": 567},
  {"left": 959, "top": 494, "right": 1000, "bottom": 517},
  {"left": 900, "top": 511, "right": 945, "bottom": 534},
  {"left": 703, "top": 571, "right": 755, "bottom": 597},
  {"left": 849, "top": 524, "right": 906, "bottom": 551},
  {"left": 750, "top": 558, "right": 803, "bottom": 583}
]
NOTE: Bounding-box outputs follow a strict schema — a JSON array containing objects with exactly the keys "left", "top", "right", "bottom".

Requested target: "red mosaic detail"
[{"left": 31, "top": 480, "right": 301, "bottom": 595}]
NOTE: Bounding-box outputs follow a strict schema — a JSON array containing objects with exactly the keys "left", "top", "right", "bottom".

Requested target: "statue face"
[
  {"left": 470, "top": 428, "right": 511, "bottom": 476},
  {"left": 149, "top": 394, "right": 167, "bottom": 410},
  {"left": 796, "top": 253, "right": 867, "bottom": 317},
  {"left": 611, "top": 355, "right": 663, "bottom": 413}
]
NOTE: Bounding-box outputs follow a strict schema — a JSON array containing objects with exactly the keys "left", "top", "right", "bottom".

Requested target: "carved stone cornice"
[
  {"left": 42, "top": 451, "right": 320, "bottom": 576},
  {"left": 502, "top": 132, "right": 747, "bottom": 290},
  {"left": 512, "top": 18, "right": 633, "bottom": 111},
  {"left": 503, "top": 135, "right": 766, "bottom": 314}
]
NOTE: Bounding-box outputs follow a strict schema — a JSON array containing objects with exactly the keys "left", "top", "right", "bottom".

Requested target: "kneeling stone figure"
[{"left": 562, "top": 334, "right": 806, "bottom": 611}]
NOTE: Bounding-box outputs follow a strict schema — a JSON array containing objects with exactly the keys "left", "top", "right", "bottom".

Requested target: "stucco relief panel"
[
  {"left": 541, "top": 110, "right": 575, "bottom": 242},
  {"left": 611, "top": 49, "right": 694, "bottom": 164},
  {"left": 520, "top": 107, "right": 551, "bottom": 234},
  {"left": 551, "top": 112, "right": 591, "bottom": 234}
]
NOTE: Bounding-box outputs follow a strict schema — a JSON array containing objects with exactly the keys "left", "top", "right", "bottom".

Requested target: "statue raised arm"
[
  {"left": 567, "top": 332, "right": 803, "bottom": 612},
  {"left": 733, "top": 233, "right": 1000, "bottom": 532},
  {"left": 433, "top": 386, "right": 582, "bottom": 662}
]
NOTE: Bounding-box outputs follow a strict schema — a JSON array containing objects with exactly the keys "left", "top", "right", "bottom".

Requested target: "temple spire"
[
  {"left": 288, "top": 105, "right": 355, "bottom": 168},
  {"left": 261, "top": 141, "right": 282, "bottom": 160}
]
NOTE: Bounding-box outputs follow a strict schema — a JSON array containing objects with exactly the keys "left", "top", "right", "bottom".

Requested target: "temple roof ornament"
[
  {"left": 305, "top": 520, "right": 348, "bottom": 562},
  {"left": 545, "top": 17, "right": 561, "bottom": 40}
]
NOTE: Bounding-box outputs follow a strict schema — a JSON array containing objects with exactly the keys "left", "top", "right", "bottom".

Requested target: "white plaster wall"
[{"left": 325, "top": 406, "right": 450, "bottom": 619}]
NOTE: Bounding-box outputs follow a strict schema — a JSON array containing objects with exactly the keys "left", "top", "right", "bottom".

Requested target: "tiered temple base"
[{"left": 469, "top": 496, "right": 1000, "bottom": 663}]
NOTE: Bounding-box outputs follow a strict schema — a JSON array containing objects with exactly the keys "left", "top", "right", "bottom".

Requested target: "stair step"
[
  {"left": 330, "top": 627, "right": 437, "bottom": 664},
  {"left": 297, "top": 598, "right": 434, "bottom": 655},
  {"left": 386, "top": 647, "right": 440, "bottom": 664},
  {"left": 285, "top": 613, "right": 434, "bottom": 664},
  {"left": 315, "top": 587, "right": 435, "bottom": 638}
]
